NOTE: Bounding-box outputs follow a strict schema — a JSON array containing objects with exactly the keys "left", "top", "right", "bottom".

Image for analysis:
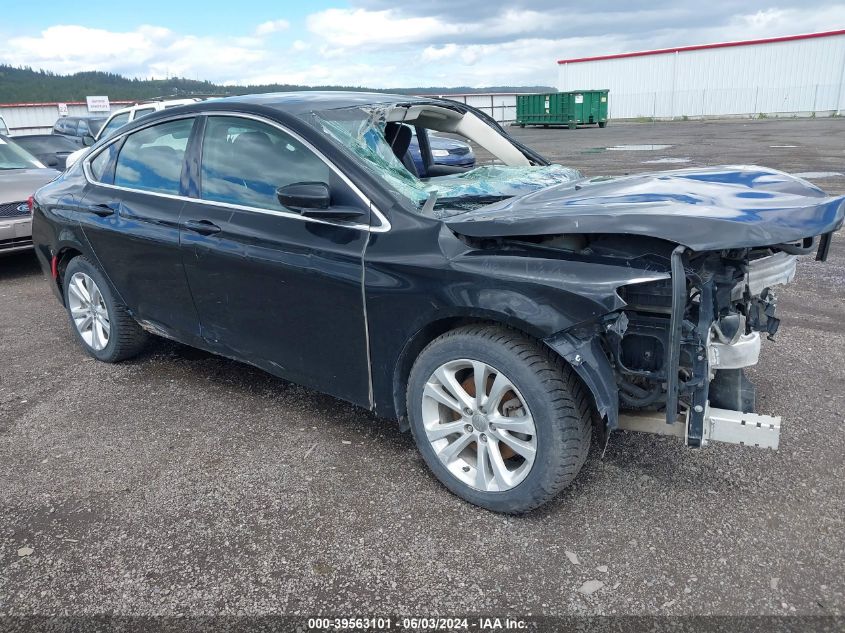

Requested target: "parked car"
[
  {"left": 408, "top": 131, "right": 475, "bottom": 175},
  {"left": 52, "top": 116, "right": 108, "bottom": 147},
  {"left": 12, "top": 134, "right": 79, "bottom": 170},
  {"left": 31, "top": 93, "right": 844, "bottom": 513},
  {"left": 64, "top": 99, "right": 202, "bottom": 169},
  {"left": 0, "top": 135, "right": 59, "bottom": 254}
]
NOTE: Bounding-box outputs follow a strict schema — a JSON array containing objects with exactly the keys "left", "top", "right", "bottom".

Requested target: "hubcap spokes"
[
  {"left": 421, "top": 359, "right": 537, "bottom": 492},
  {"left": 68, "top": 272, "right": 110, "bottom": 351}
]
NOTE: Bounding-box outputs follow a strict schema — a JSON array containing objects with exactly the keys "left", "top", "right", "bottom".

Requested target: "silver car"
[{"left": 0, "top": 135, "right": 59, "bottom": 254}]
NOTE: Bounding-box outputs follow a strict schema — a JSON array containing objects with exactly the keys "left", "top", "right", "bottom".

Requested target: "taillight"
[{"left": 27, "top": 195, "right": 34, "bottom": 213}]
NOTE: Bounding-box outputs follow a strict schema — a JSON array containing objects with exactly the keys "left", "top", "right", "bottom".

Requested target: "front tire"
[
  {"left": 63, "top": 256, "right": 148, "bottom": 363},
  {"left": 407, "top": 324, "right": 592, "bottom": 513}
]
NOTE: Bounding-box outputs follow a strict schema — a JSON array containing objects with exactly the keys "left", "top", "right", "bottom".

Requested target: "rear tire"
[
  {"left": 63, "top": 256, "right": 148, "bottom": 363},
  {"left": 407, "top": 324, "right": 592, "bottom": 513}
]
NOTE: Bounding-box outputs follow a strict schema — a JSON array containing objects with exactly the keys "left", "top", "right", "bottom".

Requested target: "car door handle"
[
  {"left": 182, "top": 219, "right": 222, "bottom": 235},
  {"left": 84, "top": 202, "right": 119, "bottom": 217}
]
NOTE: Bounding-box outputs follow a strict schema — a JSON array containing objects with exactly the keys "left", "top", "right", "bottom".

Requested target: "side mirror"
[
  {"left": 276, "top": 182, "right": 330, "bottom": 210},
  {"left": 276, "top": 182, "right": 366, "bottom": 220},
  {"left": 46, "top": 157, "right": 59, "bottom": 167},
  {"left": 82, "top": 135, "right": 96, "bottom": 147}
]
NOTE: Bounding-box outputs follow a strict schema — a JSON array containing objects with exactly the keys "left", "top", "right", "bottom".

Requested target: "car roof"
[
  {"left": 203, "top": 91, "right": 430, "bottom": 115},
  {"left": 115, "top": 98, "right": 201, "bottom": 113}
]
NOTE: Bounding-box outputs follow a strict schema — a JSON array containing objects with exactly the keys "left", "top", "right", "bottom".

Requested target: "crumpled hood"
[{"left": 446, "top": 166, "right": 845, "bottom": 250}]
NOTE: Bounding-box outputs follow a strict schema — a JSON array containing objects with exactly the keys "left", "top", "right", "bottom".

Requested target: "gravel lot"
[{"left": 1, "top": 118, "right": 844, "bottom": 623}]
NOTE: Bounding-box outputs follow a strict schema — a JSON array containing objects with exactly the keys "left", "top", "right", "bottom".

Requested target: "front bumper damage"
[
  {"left": 611, "top": 406, "right": 782, "bottom": 449},
  {"left": 548, "top": 325, "right": 782, "bottom": 449},
  {"left": 546, "top": 243, "right": 814, "bottom": 451}
]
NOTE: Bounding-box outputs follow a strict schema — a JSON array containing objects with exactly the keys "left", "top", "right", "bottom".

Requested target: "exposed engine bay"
[
  {"left": 465, "top": 231, "right": 831, "bottom": 450},
  {"left": 611, "top": 241, "right": 798, "bottom": 447}
]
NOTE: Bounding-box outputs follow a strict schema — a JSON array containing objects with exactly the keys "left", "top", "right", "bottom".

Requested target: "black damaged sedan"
[{"left": 32, "top": 92, "right": 845, "bottom": 513}]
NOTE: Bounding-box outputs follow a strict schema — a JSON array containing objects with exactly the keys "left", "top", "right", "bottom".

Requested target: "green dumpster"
[{"left": 516, "top": 90, "right": 609, "bottom": 129}]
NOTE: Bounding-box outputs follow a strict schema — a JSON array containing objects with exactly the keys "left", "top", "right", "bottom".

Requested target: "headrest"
[{"left": 384, "top": 123, "right": 412, "bottom": 158}]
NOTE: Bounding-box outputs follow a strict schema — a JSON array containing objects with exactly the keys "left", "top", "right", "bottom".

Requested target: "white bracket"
[
  {"left": 617, "top": 404, "right": 781, "bottom": 450},
  {"left": 703, "top": 405, "right": 781, "bottom": 450}
]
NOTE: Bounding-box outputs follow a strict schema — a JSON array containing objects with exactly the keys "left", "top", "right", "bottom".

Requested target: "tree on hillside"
[{"left": 0, "top": 65, "right": 553, "bottom": 103}]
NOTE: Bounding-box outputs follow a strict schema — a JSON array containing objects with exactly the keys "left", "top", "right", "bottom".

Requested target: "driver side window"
[{"left": 200, "top": 116, "right": 330, "bottom": 211}]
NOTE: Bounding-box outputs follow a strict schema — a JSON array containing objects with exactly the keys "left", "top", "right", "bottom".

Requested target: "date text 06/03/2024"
[{"left": 306, "top": 616, "right": 529, "bottom": 630}]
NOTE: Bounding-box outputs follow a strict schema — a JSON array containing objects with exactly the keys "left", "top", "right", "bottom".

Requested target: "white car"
[{"left": 64, "top": 98, "right": 201, "bottom": 169}]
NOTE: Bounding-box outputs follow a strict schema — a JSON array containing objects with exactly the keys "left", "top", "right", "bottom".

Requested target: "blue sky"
[{"left": 1, "top": 1, "right": 843, "bottom": 88}]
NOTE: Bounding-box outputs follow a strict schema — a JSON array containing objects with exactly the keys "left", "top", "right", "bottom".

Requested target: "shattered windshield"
[{"left": 299, "top": 104, "right": 581, "bottom": 217}]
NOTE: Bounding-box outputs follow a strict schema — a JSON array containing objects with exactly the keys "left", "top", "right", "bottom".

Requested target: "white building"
[
  {"left": 0, "top": 100, "right": 133, "bottom": 136},
  {"left": 557, "top": 29, "right": 845, "bottom": 120}
]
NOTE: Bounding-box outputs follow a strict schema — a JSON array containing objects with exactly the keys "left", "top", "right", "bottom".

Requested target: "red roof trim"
[
  {"left": 557, "top": 29, "right": 845, "bottom": 64},
  {"left": 0, "top": 100, "right": 134, "bottom": 107}
]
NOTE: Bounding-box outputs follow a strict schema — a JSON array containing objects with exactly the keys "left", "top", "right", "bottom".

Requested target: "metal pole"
[
  {"left": 836, "top": 47, "right": 845, "bottom": 116},
  {"left": 670, "top": 50, "right": 678, "bottom": 120}
]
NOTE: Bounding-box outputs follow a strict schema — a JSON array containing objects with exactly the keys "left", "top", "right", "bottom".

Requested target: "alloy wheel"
[
  {"left": 67, "top": 272, "right": 111, "bottom": 351},
  {"left": 421, "top": 359, "right": 537, "bottom": 492}
]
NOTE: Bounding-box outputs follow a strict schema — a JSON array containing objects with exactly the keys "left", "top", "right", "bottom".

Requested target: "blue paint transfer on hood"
[{"left": 445, "top": 166, "right": 845, "bottom": 250}]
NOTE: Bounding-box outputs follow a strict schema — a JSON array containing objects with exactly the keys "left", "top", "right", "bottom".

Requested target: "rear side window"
[
  {"left": 89, "top": 143, "right": 119, "bottom": 183},
  {"left": 133, "top": 108, "right": 155, "bottom": 120},
  {"left": 99, "top": 112, "right": 130, "bottom": 139},
  {"left": 114, "top": 118, "right": 193, "bottom": 195},
  {"left": 199, "top": 116, "right": 329, "bottom": 210},
  {"left": 77, "top": 120, "right": 89, "bottom": 137}
]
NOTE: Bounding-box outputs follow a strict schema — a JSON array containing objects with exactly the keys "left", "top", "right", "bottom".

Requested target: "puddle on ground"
[
  {"left": 642, "top": 157, "right": 691, "bottom": 164},
  {"left": 770, "top": 145, "right": 798, "bottom": 148},
  {"left": 794, "top": 171, "right": 843, "bottom": 179},
  {"left": 606, "top": 144, "right": 672, "bottom": 151}
]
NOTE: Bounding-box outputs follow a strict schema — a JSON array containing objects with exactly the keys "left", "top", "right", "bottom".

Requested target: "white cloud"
[
  {"left": 305, "top": 7, "right": 572, "bottom": 50},
  {"left": 421, "top": 44, "right": 459, "bottom": 61},
  {"left": 4, "top": 25, "right": 167, "bottom": 73},
  {"left": 255, "top": 19, "right": 290, "bottom": 36},
  {"left": 307, "top": 8, "right": 452, "bottom": 47},
  {"left": 727, "top": 5, "right": 845, "bottom": 39},
  {"left": 1, "top": 24, "right": 266, "bottom": 80}
]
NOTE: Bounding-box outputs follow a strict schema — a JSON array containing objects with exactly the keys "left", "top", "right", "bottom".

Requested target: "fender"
[{"left": 544, "top": 329, "right": 619, "bottom": 430}]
